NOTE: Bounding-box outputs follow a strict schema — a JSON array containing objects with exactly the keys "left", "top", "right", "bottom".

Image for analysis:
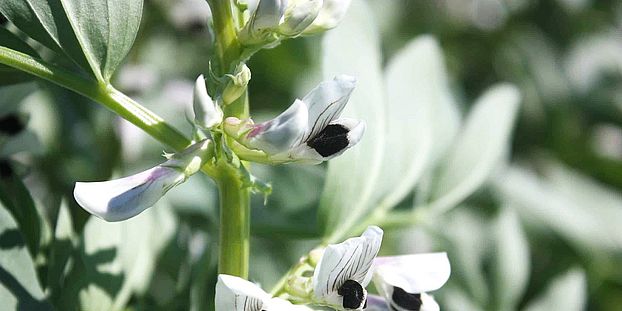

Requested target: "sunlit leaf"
[
  {"left": 0, "top": 204, "right": 52, "bottom": 310},
  {"left": 319, "top": 0, "right": 386, "bottom": 241},
  {"left": 428, "top": 84, "right": 521, "bottom": 215},
  {"left": 492, "top": 206, "right": 530, "bottom": 311},
  {"left": 523, "top": 268, "right": 586, "bottom": 311},
  {"left": 0, "top": 0, "right": 144, "bottom": 82},
  {"left": 0, "top": 27, "right": 38, "bottom": 85}
]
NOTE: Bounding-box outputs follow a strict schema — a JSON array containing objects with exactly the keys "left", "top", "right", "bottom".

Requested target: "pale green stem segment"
[
  {"left": 208, "top": 0, "right": 251, "bottom": 279},
  {"left": 0, "top": 46, "right": 190, "bottom": 151},
  {"left": 215, "top": 164, "right": 251, "bottom": 279}
]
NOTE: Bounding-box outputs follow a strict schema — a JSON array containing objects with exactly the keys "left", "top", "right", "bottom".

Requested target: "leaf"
[
  {"left": 0, "top": 173, "right": 43, "bottom": 256},
  {"left": 523, "top": 269, "right": 586, "bottom": 311},
  {"left": 47, "top": 201, "right": 77, "bottom": 304},
  {"left": 59, "top": 0, "right": 144, "bottom": 81},
  {"left": 492, "top": 206, "right": 530, "bottom": 311},
  {"left": 495, "top": 164, "right": 622, "bottom": 254},
  {"left": 0, "top": 83, "right": 36, "bottom": 114},
  {"left": 318, "top": 0, "right": 386, "bottom": 241},
  {"left": 0, "top": 0, "right": 144, "bottom": 82},
  {"left": 428, "top": 84, "right": 521, "bottom": 215},
  {"left": 0, "top": 28, "right": 38, "bottom": 85},
  {"left": 374, "top": 36, "right": 456, "bottom": 210},
  {"left": 0, "top": 203, "right": 52, "bottom": 310}
]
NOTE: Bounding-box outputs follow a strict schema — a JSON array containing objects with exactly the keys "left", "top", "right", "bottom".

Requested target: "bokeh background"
[{"left": 1, "top": 0, "right": 621, "bottom": 310}]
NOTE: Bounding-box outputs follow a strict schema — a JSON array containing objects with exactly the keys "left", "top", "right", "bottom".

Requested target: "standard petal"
[
  {"left": 420, "top": 293, "right": 440, "bottom": 311},
  {"left": 303, "top": 0, "right": 352, "bottom": 34},
  {"left": 301, "top": 75, "right": 356, "bottom": 143},
  {"left": 373, "top": 253, "right": 450, "bottom": 295},
  {"left": 193, "top": 74, "right": 223, "bottom": 129},
  {"left": 245, "top": 99, "right": 309, "bottom": 154},
  {"left": 312, "top": 226, "right": 383, "bottom": 306},
  {"left": 249, "top": 0, "right": 288, "bottom": 32},
  {"left": 74, "top": 166, "right": 184, "bottom": 222},
  {"left": 279, "top": 0, "right": 323, "bottom": 36},
  {"left": 215, "top": 274, "right": 271, "bottom": 311}
]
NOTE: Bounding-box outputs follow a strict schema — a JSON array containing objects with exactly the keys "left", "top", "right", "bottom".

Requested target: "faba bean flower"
[
  {"left": 311, "top": 226, "right": 383, "bottom": 310},
  {"left": 73, "top": 139, "right": 212, "bottom": 222},
  {"left": 216, "top": 274, "right": 311, "bottom": 310},
  {"left": 368, "top": 253, "right": 451, "bottom": 311},
  {"left": 240, "top": 0, "right": 352, "bottom": 44},
  {"left": 224, "top": 75, "right": 365, "bottom": 164}
]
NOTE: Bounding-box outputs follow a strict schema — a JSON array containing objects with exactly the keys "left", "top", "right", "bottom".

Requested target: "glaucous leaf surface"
[
  {"left": 319, "top": 0, "right": 385, "bottom": 240},
  {"left": 0, "top": 174, "right": 43, "bottom": 256},
  {"left": 429, "top": 84, "right": 521, "bottom": 215},
  {"left": 0, "top": 0, "right": 143, "bottom": 82},
  {"left": 523, "top": 269, "right": 586, "bottom": 311},
  {"left": 0, "top": 204, "right": 52, "bottom": 310},
  {"left": 0, "top": 28, "right": 38, "bottom": 85},
  {"left": 492, "top": 206, "right": 530, "bottom": 311}
]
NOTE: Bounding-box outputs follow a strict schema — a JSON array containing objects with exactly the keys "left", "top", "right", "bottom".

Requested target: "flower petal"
[
  {"left": 373, "top": 253, "right": 450, "bottom": 294},
  {"left": 246, "top": 99, "right": 309, "bottom": 154},
  {"left": 216, "top": 274, "right": 271, "bottom": 311},
  {"left": 279, "top": 0, "right": 323, "bottom": 36},
  {"left": 74, "top": 166, "right": 184, "bottom": 222},
  {"left": 249, "top": 0, "right": 288, "bottom": 32},
  {"left": 193, "top": 74, "right": 223, "bottom": 129},
  {"left": 312, "top": 226, "right": 383, "bottom": 305},
  {"left": 303, "top": 0, "right": 352, "bottom": 34},
  {"left": 365, "top": 294, "right": 390, "bottom": 311},
  {"left": 301, "top": 75, "right": 356, "bottom": 143}
]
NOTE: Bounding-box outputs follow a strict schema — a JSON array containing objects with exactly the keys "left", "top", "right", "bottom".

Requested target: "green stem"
[
  {"left": 0, "top": 47, "right": 190, "bottom": 151},
  {"left": 216, "top": 164, "right": 250, "bottom": 278},
  {"left": 208, "top": 0, "right": 242, "bottom": 75}
]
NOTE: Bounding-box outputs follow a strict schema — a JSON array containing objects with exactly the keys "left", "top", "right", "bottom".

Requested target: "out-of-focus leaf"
[
  {"left": 436, "top": 209, "right": 490, "bottom": 305},
  {"left": 319, "top": 0, "right": 386, "bottom": 241},
  {"left": 0, "top": 174, "right": 42, "bottom": 256},
  {"left": 372, "top": 36, "right": 436, "bottom": 210},
  {"left": 443, "top": 286, "right": 483, "bottom": 311},
  {"left": 59, "top": 0, "right": 143, "bottom": 81},
  {"left": 492, "top": 206, "right": 530, "bottom": 311},
  {"left": 428, "top": 84, "right": 521, "bottom": 215},
  {"left": 523, "top": 269, "right": 586, "bottom": 311},
  {"left": 0, "top": 204, "right": 52, "bottom": 310},
  {"left": 0, "top": 28, "right": 38, "bottom": 85},
  {"left": 0, "top": 0, "right": 143, "bottom": 82},
  {"left": 47, "top": 201, "right": 77, "bottom": 304},
  {"left": 494, "top": 165, "right": 622, "bottom": 254},
  {"left": 0, "top": 83, "right": 36, "bottom": 114}
]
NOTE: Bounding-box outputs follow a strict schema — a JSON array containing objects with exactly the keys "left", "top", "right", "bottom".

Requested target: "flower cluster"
[
  {"left": 239, "top": 0, "right": 353, "bottom": 48},
  {"left": 215, "top": 227, "right": 450, "bottom": 310}
]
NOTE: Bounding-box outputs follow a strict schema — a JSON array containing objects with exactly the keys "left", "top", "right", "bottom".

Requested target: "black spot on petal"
[
  {"left": 338, "top": 279, "right": 365, "bottom": 309},
  {"left": 0, "top": 114, "right": 25, "bottom": 136},
  {"left": 306, "top": 124, "right": 349, "bottom": 157},
  {"left": 391, "top": 287, "right": 422, "bottom": 311}
]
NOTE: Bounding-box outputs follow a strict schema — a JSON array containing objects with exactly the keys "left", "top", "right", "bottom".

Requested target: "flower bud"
[
  {"left": 221, "top": 63, "right": 251, "bottom": 104},
  {"left": 193, "top": 75, "right": 223, "bottom": 129},
  {"left": 302, "top": 0, "right": 352, "bottom": 35},
  {"left": 279, "top": 0, "right": 323, "bottom": 36}
]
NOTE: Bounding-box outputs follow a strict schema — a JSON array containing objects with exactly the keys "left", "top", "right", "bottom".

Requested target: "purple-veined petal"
[
  {"left": 312, "top": 226, "right": 383, "bottom": 308},
  {"left": 74, "top": 166, "right": 184, "bottom": 222},
  {"left": 216, "top": 274, "right": 270, "bottom": 311},
  {"left": 301, "top": 75, "right": 356, "bottom": 143}
]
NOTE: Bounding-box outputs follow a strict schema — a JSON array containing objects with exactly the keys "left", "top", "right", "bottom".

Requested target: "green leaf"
[
  {"left": 0, "top": 204, "right": 52, "bottom": 310},
  {"left": 59, "top": 0, "right": 143, "bottom": 82},
  {"left": 0, "top": 0, "right": 144, "bottom": 82},
  {"left": 0, "top": 27, "right": 38, "bottom": 85},
  {"left": 374, "top": 36, "right": 455, "bottom": 211},
  {"left": 492, "top": 206, "right": 530, "bottom": 311},
  {"left": 495, "top": 164, "right": 622, "bottom": 254},
  {"left": 319, "top": 0, "right": 386, "bottom": 241},
  {"left": 523, "top": 269, "right": 586, "bottom": 311},
  {"left": 0, "top": 173, "right": 43, "bottom": 256},
  {"left": 428, "top": 84, "right": 521, "bottom": 215},
  {"left": 47, "top": 201, "right": 77, "bottom": 304}
]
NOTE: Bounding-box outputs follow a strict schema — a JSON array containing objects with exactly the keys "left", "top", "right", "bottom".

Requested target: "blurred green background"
[{"left": 1, "top": 0, "right": 621, "bottom": 310}]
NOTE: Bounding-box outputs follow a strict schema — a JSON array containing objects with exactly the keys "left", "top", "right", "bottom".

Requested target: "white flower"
[
  {"left": 193, "top": 75, "right": 223, "bottom": 129},
  {"left": 73, "top": 140, "right": 212, "bottom": 222},
  {"left": 311, "top": 226, "right": 383, "bottom": 310},
  {"left": 302, "top": 0, "right": 352, "bottom": 35},
  {"left": 279, "top": 0, "right": 324, "bottom": 36},
  {"left": 224, "top": 75, "right": 365, "bottom": 164},
  {"left": 371, "top": 253, "right": 451, "bottom": 311},
  {"left": 216, "top": 274, "right": 311, "bottom": 311}
]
